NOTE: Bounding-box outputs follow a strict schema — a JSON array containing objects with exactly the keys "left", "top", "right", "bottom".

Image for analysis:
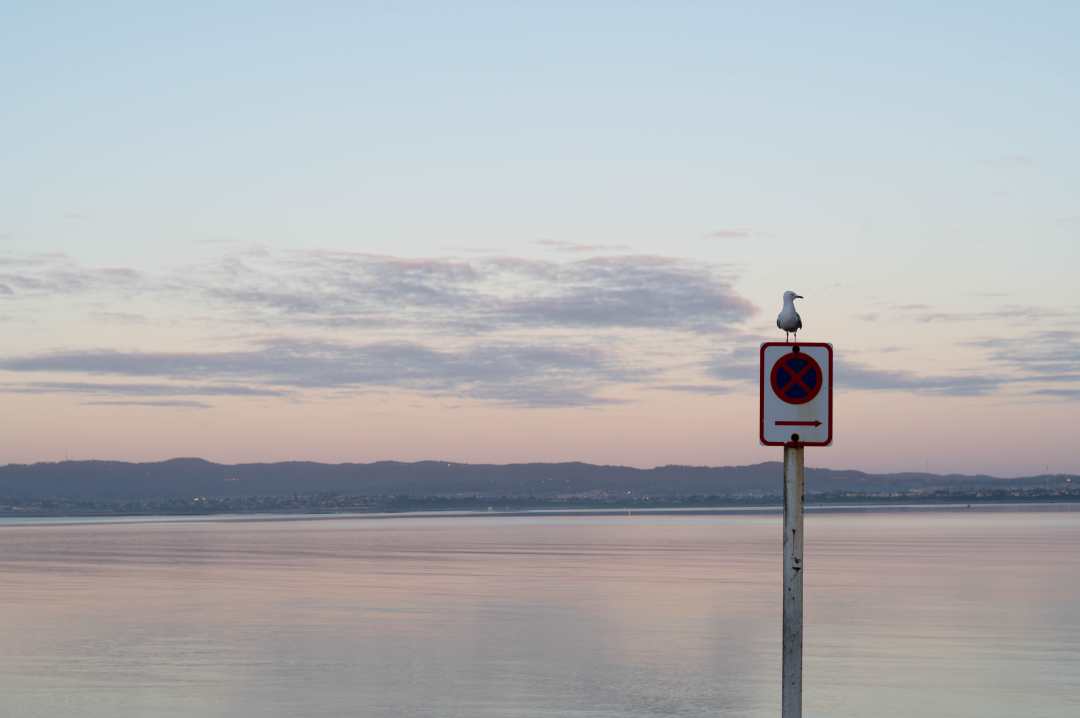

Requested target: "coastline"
[{"left": 2, "top": 499, "right": 1078, "bottom": 528}]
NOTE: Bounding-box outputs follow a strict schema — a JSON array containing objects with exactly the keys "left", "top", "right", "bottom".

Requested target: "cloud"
[
  {"left": 0, "top": 339, "right": 647, "bottom": 408},
  {"left": 89, "top": 311, "right": 149, "bottom": 324},
  {"left": 1028, "top": 388, "right": 1080, "bottom": 399},
  {"left": 0, "top": 381, "right": 286, "bottom": 398},
  {"left": 705, "top": 351, "right": 1004, "bottom": 396},
  {"left": 707, "top": 229, "right": 754, "bottom": 239},
  {"left": 0, "top": 253, "right": 141, "bottom": 297},
  {"left": 505, "top": 255, "right": 752, "bottom": 331},
  {"left": 706, "top": 347, "right": 759, "bottom": 384},
  {"left": 0, "top": 249, "right": 760, "bottom": 407},
  {"left": 191, "top": 251, "right": 755, "bottom": 334},
  {"left": 968, "top": 330, "right": 1080, "bottom": 378},
  {"left": 0, "top": 248, "right": 755, "bottom": 338},
  {"left": 82, "top": 400, "right": 212, "bottom": 409},
  {"left": 907, "top": 305, "right": 1070, "bottom": 324},
  {"left": 869, "top": 302, "right": 1076, "bottom": 330},
  {"left": 838, "top": 361, "right": 1003, "bottom": 396},
  {"left": 653, "top": 383, "right": 734, "bottom": 395},
  {"left": 534, "top": 239, "right": 630, "bottom": 253},
  {"left": 1016, "top": 373, "right": 1080, "bottom": 384}
]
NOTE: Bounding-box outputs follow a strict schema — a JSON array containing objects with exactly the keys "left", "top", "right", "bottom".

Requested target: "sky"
[{"left": 1, "top": 2, "right": 1078, "bottom": 475}]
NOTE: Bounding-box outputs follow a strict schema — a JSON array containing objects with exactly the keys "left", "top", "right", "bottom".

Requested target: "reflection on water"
[{"left": 2, "top": 508, "right": 1078, "bottom": 717}]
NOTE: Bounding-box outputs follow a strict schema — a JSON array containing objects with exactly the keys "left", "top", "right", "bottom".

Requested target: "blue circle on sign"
[{"left": 770, "top": 352, "right": 822, "bottom": 404}]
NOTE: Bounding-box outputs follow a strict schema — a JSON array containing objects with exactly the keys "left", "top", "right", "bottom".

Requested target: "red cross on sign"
[
  {"left": 770, "top": 352, "right": 823, "bottom": 404},
  {"left": 760, "top": 342, "right": 833, "bottom": 446}
]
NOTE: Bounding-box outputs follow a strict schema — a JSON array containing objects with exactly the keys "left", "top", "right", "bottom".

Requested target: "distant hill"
[{"left": 0, "top": 458, "right": 1074, "bottom": 500}]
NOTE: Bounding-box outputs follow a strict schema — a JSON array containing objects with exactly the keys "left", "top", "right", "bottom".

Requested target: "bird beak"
[{"left": 795, "top": 294, "right": 803, "bottom": 299}]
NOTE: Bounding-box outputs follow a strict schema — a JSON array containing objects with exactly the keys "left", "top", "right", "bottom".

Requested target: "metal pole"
[{"left": 782, "top": 444, "right": 804, "bottom": 718}]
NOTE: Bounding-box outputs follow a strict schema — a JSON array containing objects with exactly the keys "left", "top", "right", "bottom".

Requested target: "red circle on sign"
[{"left": 770, "top": 351, "right": 823, "bottom": 405}]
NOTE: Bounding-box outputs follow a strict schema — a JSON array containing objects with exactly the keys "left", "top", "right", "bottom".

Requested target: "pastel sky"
[{"left": 2, "top": 2, "right": 1078, "bottom": 476}]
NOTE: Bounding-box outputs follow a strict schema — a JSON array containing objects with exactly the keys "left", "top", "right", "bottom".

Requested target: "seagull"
[{"left": 777, "top": 290, "right": 803, "bottom": 342}]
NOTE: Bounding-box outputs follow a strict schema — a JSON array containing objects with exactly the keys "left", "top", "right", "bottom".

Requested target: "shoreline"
[{"left": 2, "top": 499, "right": 1078, "bottom": 527}]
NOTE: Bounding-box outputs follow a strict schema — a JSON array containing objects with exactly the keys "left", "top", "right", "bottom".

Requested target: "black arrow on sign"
[{"left": 775, "top": 420, "right": 822, "bottom": 427}]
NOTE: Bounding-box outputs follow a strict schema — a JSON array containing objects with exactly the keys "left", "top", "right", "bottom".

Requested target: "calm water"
[{"left": 2, "top": 507, "right": 1078, "bottom": 718}]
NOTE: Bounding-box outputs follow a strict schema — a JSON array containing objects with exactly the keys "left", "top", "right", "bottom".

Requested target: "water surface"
[{"left": 2, "top": 507, "right": 1078, "bottom": 717}]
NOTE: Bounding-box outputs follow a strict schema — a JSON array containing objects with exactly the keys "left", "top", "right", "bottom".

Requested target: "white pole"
[{"left": 782, "top": 444, "right": 805, "bottom": 718}]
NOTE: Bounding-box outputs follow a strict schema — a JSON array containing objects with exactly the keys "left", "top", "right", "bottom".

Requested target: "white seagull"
[{"left": 776, "top": 290, "right": 803, "bottom": 342}]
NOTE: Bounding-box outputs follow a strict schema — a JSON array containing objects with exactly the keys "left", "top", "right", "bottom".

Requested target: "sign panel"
[{"left": 760, "top": 342, "right": 832, "bottom": 446}]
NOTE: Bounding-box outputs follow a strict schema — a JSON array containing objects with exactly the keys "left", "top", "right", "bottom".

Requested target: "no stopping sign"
[{"left": 760, "top": 342, "right": 832, "bottom": 446}]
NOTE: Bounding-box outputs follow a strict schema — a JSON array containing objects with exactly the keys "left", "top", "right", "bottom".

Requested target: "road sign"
[{"left": 760, "top": 342, "right": 832, "bottom": 446}]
